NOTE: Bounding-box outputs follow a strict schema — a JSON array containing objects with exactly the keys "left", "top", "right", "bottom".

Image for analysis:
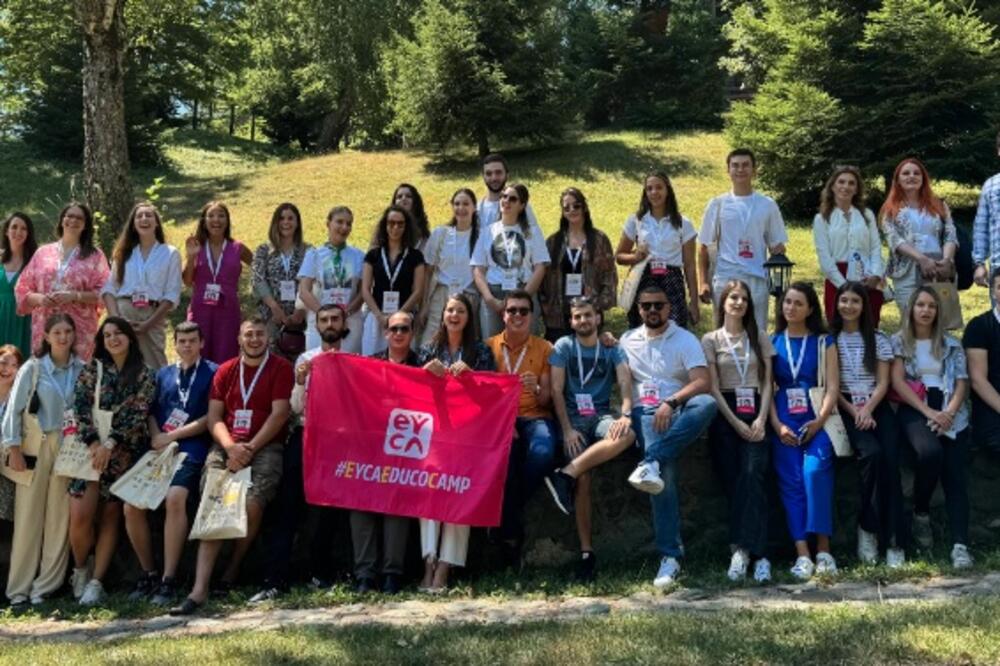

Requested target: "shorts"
[
  {"left": 170, "top": 457, "right": 205, "bottom": 493},
  {"left": 202, "top": 442, "right": 283, "bottom": 507},
  {"left": 569, "top": 413, "right": 617, "bottom": 448}
]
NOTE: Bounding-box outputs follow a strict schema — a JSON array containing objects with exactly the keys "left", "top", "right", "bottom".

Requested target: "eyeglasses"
[
  {"left": 638, "top": 301, "right": 667, "bottom": 311},
  {"left": 562, "top": 202, "right": 583, "bottom": 213},
  {"left": 387, "top": 219, "right": 407, "bottom": 228},
  {"left": 505, "top": 307, "right": 531, "bottom": 316},
  {"left": 388, "top": 325, "right": 411, "bottom": 334},
  {"left": 501, "top": 194, "right": 520, "bottom": 203}
]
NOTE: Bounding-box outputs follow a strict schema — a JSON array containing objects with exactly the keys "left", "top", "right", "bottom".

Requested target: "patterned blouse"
[
  {"left": 251, "top": 242, "right": 310, "bottom": 323},
  {"left": 539, "top": 230, "right": 617, "bottom": 329},
  {"left": 418, "top": 340, "right": 497, "bottom": 372},
  {"left": 882, "top": 207, "right": 958, "bottom": 280}
]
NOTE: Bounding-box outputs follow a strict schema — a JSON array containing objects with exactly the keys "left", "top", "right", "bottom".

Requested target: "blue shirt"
[
  {"left": 152, "top": 359, "right": 218, "bottom": 463},
  {"left": 973, "top": 173, "right": 1000, "bottom": 266},
  {"left": 549, "top": 335, "right": 626, "bottom": 418}
]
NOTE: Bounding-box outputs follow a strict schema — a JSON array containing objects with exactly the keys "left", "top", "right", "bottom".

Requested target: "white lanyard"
[
  {"left": 565, "top": 243, "right": 583, "bottom": 272},
  {"left": 575, "top": 338, "right": 600, "bottom": 387},
  {"left": 43, "top": 356, "right": 75, "bottom": 403},
  {"left": 176, "top": 359, "right": 200, "bottom": 409},
  {"left": 380, "top": 248, "right": 408, "bottom": 289},
  {"left": 444, "top": 346, "right": 463, "bottom": 365},
  {"left": 993, "top": 307, "right": 1000, "bottom": 326},
  {"left": 729, "top": 193, "right": 755, "bottom": 238},
  {"left": 55, "top": 243, "right": 78, "bottom": 286},
  {"left": 238, "top": 352, "right": 269, "bottom": 408},
  {"left": 279, "top": 251, "right": 293, "bottom": 277},
  {"left": 206, "top": 240, "right": 227, "bottom": 282},
  {"left": 723, "top": 331, "right": 751, "bottom": 387},
  {"left": 503, "top": 344, "right": 529, "bottom": 375},
  {"left": 784, "top": 333, "right": 810, "bottom": 382},
  {"left": 502, "top": 227, "right": 519, "bottom": 268}
]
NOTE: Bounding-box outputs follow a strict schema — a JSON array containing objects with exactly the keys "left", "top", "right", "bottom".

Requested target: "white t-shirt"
[
  {"left": 698, "top": 192, "right": 788, "bottom": 280},
  {"left": 622, "top": 214, "right": 697, "bottom": 267},
  {"left": 471, "top": 220, "right": 551, "bottom": 286},
  {"left": 424, "top": 225, "right": 474, "bottom": 290},
  {"left": 914, "top": 339, "right": 943, "bottom": 388},
  {"left": 297, "top": 243, "right": 365, "bottom": 329},
  {"left": 620, "top": 323, "right": 707, "bottom": 403}
]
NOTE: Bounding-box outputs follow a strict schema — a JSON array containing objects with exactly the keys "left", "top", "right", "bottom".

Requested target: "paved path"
[{"left": 2, "top": 573, "right": 998, "bottom": 643}]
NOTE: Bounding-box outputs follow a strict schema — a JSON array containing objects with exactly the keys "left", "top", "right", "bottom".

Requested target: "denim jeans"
[
  {"left": 631, "top": 394, "right": 717, "bottom": 558},
  {"left": 499, "top": 417, "right": 557, "bottom": 541}
]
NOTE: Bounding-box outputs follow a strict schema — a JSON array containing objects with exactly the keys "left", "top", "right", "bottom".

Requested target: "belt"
[{"left": 119, "top": 296, "right": 161, "bottom": 307}]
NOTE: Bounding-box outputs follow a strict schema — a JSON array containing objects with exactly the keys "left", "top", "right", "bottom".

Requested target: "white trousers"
[{"left": 419, "top": 518, "right": 470, "bottom": 567}]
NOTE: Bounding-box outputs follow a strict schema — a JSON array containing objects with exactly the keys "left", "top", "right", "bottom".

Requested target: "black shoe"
[
  {"left": 354, "top": 577, "right": 376, "bottom": 594},
  {"left": 150, "top": 577, "right": 178, "bottom": 607},
  {"left": 168, "top": 597, "right": 202, "bottom": 616},
  {"left": 576, "top": 550, "right": 597, "bottom": 582},
  {"left": 210, "top": 580, "right": 234, "bottom": 598},
  {"left": 544, "top": 469, "right": 575, "bottom": 515},
  {"left": 128, "top": 571, "right": 160, "bottom": 602},
  {"left": 382, "top": 574, "right": 402, "bottom": 595}
]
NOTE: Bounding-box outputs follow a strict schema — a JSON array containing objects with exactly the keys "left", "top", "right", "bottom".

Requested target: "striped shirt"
[{"left": 836, "top": 330, "right": 893, "bottom": 396}]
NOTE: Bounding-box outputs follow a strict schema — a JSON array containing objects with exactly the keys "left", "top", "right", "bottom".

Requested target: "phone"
[{"left": 23, "top": 455, "right": 37, "bottom": 470}]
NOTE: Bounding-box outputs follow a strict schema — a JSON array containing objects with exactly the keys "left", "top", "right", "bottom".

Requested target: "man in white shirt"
[
  {"left": 698, "top": 149, "right": 788, "bottom": 330},
  {"left": 477, "top": 153, "right": 539, "bottom": 228},
  {"left": 619, "top": 285, "right": 717, "bottom": 589}
]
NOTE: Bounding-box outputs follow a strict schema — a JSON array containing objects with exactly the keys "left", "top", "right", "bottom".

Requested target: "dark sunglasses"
[
  {"left": 639, "top": 301, "right": 667, "bottom": 311},
  {"left": 505, "top": 307, "right": 531, "bottom": 316},
  {"left": 501, "top": 194, "right": 520, "bottom": 203},
  {"left": 562, "top": 202, "right": 584, "bottom": 213},
  {"left": 387, "top": 219, "right": 407, "bottom": 228},
  {"left": 388, "top": 325, "right": 411, "bottom": 334}
]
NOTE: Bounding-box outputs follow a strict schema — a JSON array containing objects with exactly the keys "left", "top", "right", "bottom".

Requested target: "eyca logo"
[{"left": 384, "top": 408, "right": 434, "bottom": 460}]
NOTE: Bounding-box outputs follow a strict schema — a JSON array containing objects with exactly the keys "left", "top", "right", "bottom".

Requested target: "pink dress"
[
  {"left": 15, "top": 242, "right": 110, "bottom": 361},
  {"left": 187, "top": 240, "right": 243, "bottom": 363}
]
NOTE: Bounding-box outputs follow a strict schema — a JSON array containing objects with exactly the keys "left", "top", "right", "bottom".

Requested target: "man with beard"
[
  {"left": 171, "top": 316, "right": 293, "bottom": 615},
  {"left": 543, "top": 296, "right": 635, "bottom": 581},
  {"left": 619, "top": 285, "right": 717, "bottom": 589},
  {"left": 477, "top": 153, "right": 539, "bottom": 228},
  {"left": 249, "top": 305, "right": 349, "bottom": 602}
]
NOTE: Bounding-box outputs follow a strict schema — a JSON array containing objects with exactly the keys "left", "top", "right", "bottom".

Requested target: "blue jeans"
[
  {"left": 499, "top": 417, "right": 557, "bottom": 541},
  {"left": 632, "top": 394, "right": 717, "bottom": 558}
]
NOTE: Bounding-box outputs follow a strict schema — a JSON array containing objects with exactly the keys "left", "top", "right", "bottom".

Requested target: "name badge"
[
  {"left": 62, "top": 409, "right": 78, "bottom": 437},
  {"left": 501, "top": 269, "right": 518, "bottom": 292},
  {"left": 163, "top": 408, "right": 189, "bottom": 433},
  {"left": 279, "top": 279, "right": 297, "bottom": 302},
  {"left": 640, "top": 381, "right": 660, "bottom": 407},
  {"left": 850, "top": 385, "right": 869, "bottom": 408},
  {"left": 382, "top": 291, "right": 400, "bottom": 314},
  {"left": 565, "top": 273, "right": 583, "bottom": 297},
  {"left": 323, "top": 287, "right": 351, "bottom": 307},
  {"left": 735, "top": 387, "right": 756, "bottom": 415},
  {"left": 574, "top": 393, "right": 596, "bottom": 417},
  {"left": 651, "top": 260, "right": 669, "bottom": 276},
  {"left": 786, "top": 387, "right": 808, "bottom": 415},
  {"left": 203, "top": 282, "right": 222, "bottom": 306},
  {"left": 131, "top": 290, "right": 150, "bottom": 308},
  {"left": 738, "top": 239, "right": 754, "bottom": 259},
  {"left": 232, "top": 408, "right": 253, "bottom": 438}
]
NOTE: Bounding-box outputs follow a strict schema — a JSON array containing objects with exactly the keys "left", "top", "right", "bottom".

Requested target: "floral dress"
[{"left": 251, "top": 242, "right": 310, "bottom": 351}]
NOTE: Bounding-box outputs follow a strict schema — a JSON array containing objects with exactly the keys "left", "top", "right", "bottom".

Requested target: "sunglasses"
[
  {"left": 387, "top": 219, "right": 407, "bottom": 228},
  {"left": 638, "top": 301, "right": 667, "bottom": 311},
  {"left": 501, "top": 194, "right": 520, "bottom": 203},
  {"left": 505, "top": 307, "right": 531, "bottom": 316},
  {"left": 388, "top": 325, "right": 411, "bottom": 334},
  {"left": 562, "top": 202, "right": 583, "bottom": 213}
]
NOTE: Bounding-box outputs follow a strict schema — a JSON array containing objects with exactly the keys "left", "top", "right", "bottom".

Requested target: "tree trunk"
[
  {"left": 208, "top": 101, "right": 214, "bottom": 123},
  {"left": 476, "top": 127, "right": 490, "bottom": 157},
  {"left": 192, "top": 99, "right": 199, "bottom": 130},
  {"left": 229, "top": 104, "right": 235, "bottom": 135},
  {"left": 316, "top": 90, "right": 353, "bottom": 153},
  {"left": 76, "top": 0, "right": 131, "bottom": 252},
  {"left": 250, "top": 113, "right": 256, "bottom": 142}
]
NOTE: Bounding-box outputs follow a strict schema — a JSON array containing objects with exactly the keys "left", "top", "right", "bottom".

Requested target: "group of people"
[{"left": 0, "top": 135, "right": 999, "bottom": 611}]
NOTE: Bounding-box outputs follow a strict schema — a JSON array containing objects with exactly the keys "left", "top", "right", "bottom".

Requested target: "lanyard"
[
  {"left": 722, "top": 331, "right": 751, "bottom": 387},
  {"left": 443, "top": 346, "right": 463, "bottom": 365},
  {"left": 381, "top": 248, "right": 408, "bottom": 289},
  {"left": 326, "top": 244, "right": 348, "bottom": 287},
  {"left": 575, "top": 338, "right": 600, "bottom": 387},
  {"left": 55, "top": 243, "right": 78, "bottom": 286},
  {"left": 43, "top": 355, "right": 75, "bottom": 403},
  {"left": 565, "top": 243, "right": 583, "bottom": 272},
  {"left": 784, "top": 333, "right": 810, "bottom": 383},
  {"left": 206, "top": 240, "right": 227, "bottom": 282},
  {"left": 279, "top": 250, "right": 293, "bottom": 278},
  {"left": 238, "top": 352, "right": 269, "bottom": 408},
  {"left": 502, "top": 343, "right": 529, "bottom": 375},
  {"left": 729, "top": 193, "right": 755, "bottom": 238},
  {"left": 502, "top": 228, "right": 519, "bottom": 268},
  {"left": 176, "top": 359, "right": 200, "bottom": 409},
  {"left": 993, "top": 307, "right": 1000, "bottom": 326}
]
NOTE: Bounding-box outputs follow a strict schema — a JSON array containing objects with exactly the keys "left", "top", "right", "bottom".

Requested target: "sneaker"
[
  {"left": 790, "top": 556, "right": 815, "bottom": 580},
  {"left": 653, "top": 556, "right": 681, "bottom": 589},
  {"left": 70, "top": 567, "right": 89, "bottom": 600},
  {"left": 912, "top": 513, "right": 933, "bottom": 550},
  {"left": 249, "top": 587, "right": 282, "bottom": 604},
  {"left": 354, "top": 577, "right": 376, "bottom": 594},
  {"left": 308, "top": 576, "right": 333, "bottom": 591},
  {"left": 857, "top": 527, "right": 878, "bottom": 565},
  {"left": 951, "top": 544, "right": 974, "bottom": 569},
  {"left": 151, "top": 578, "right": 179, "bottom": 607},
  {"left": 8, "top": 594, "right": 28, "bottom": 608},
  {"left": 752, "top": 558, "right": 772, "bottom": 583},
  {"left": 628, "top": 461, "right": 665, "bottom": 495},
  {"left": 29, "top": 594, "right": 46, "bottom": 606},
  {"left": 727, "top": 549, "right": 749, "bottom": 581},
  {"left": 128, "top": 571, "right": 160, "bottom": 602},
  {"left": 576, "top": 551, "right": 597, "bottom": 582},
  {"left": 79, "top": 579, "right": 105, "bottom": 607},
  {"left": 382, "top": 574, "right": 402, "bottom": 595},
  {"left": 815, "top": 552, "right": 838, "bottom": 575},
  {"left": 886, "top": 547, "right": 906, "bottom": 569},
  {"left": 544, "top": 469, "right": 575, "bottom": 515}
]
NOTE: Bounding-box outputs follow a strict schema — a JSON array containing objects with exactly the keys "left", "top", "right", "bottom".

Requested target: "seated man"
[
  {"left": 171, "top": 316, "right": 293, "bottom": 615},
  {"left": 619, "top": 285, "right": 717, "bottom": 589},
  {"left": 545, "top": 296, "right": 635, "bottom": 581},
  {"left": 963, "top": 266, "right": 1000, "bottom": 455}
]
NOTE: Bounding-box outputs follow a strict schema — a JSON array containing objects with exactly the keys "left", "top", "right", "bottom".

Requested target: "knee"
[
  {"left": 123, "top": 503, "right": 145, "bottom": 521},
  {"left": 165, "top": 488, "right": 188, "bottom": 516},
  {"left": 913, "top": 440, "right": 943, "bottom": 466}
]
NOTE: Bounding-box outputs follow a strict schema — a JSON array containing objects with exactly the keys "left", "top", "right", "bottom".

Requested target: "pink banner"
[{"left": 303, "top": 353, "right": 519, "bottom": 526}]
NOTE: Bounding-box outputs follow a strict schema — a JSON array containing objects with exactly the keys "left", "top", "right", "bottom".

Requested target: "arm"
[
  {"left": 108, "top": 371, "right": 156, "bottom": 450},
  {"left": 890, "top": 357, "right": 931, "bottom": 416},
  {"left": 536, "top": 365, "right": 552, "bottom": 407},
  {"left": 652, "top": 366, "right": 710, "bottom": 433},
  {"left": 401, "top": 264, "right": 426, "bottom": 314},
  {"left": 813, "top": 217, "right": 844, "bottom": 286},
  {"left": 182, "top": 236, "right": 199, "bottom": 288},
  {"left": 698, "top": 243, "right": 712, "bottom": 303},
  {"left": 865, "top": 211, "right": 885, "bottom": 278},
  {"left": 523, "top": 263, "right": 547, "bottom": 296},
  {"left": 246, "top": 399, "right": 291, "bottom": 455},
  {"left": 550, "top": 365, "right": 581, "bottom": 457},
  {"left": 473, "top": 266, "right": 499, "bottom": 312},
  {"left": 681, "top": 238, "right": 699, "bottom": 324},
  {"left": 615, "top": 232, "right": 646, "bottom": 266},
  {"left": 706, "top": 358, "right": 746, "bottom": 433},
  {"left": 753, "top": 355, "right": 774, "bottom": 440},
  {"left": 361, "top": 263, "right": 382, "bottom": 319},
  {"left": 973, "top": 186, "right": 991, "bottom": 284},
  {"left": 208, "top": 398, "right": 235, "bottom": 451},
  {"left": 1, "top": 362, "right": 34, "bottom": 448},
  {"left": 240, "top": 243, "right": 254, "bottom": 266},
  {"left": 966, "top": 348, "right": 1000, "bottom": 412},
  {"left": 103, "top": 292, "right": 120, "bottom": 317},
  {"left": 298, "top": 277, "right": 322, "bottom": 313}
]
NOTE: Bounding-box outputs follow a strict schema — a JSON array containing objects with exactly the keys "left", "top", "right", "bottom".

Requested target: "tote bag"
[
  {"left": 3, "top": 362, "right": 42, "bottom": 486},
  {"left": 807, "top": 335, "right": 852, "bottom": 457},
  {"left": 54, "top": 361, "right": 112, "bottom": 481},
  {"left": 189, "top": 466, "right": 251, "bottom": 541},
  {"left": 110, "top": 442, "right": 187, "bottom": 509}
]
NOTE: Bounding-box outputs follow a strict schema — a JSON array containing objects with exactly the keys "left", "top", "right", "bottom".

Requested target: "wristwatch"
[
  {"left": 102, "top": 438, "right": 116, "bottom": 451},
  {"left": 666, "top": 397, "right": 681, "bottom": 410}
]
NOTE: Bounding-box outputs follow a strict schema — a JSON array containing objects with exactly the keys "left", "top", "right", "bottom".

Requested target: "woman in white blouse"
[
  {"left": 102, "top": 202, "right": 182, "bottom": 368},
  {"left": 812, "top": 166, "right": 885, "bottom": 326}
]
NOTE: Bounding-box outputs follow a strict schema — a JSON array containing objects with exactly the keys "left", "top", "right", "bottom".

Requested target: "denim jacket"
[{"left": 891, "top": 332, "right": 969, "bottom": 438}]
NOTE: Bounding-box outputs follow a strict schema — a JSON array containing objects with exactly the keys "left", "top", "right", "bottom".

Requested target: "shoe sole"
[
  {"left": 543, "top": 477, "right": 572, "bottom": 515},
  {"left": 652, "top": 577, "right": 676, "bottom": 589},
  {"left": 629, "top": 478, "right": 665, "bottom": 495}
]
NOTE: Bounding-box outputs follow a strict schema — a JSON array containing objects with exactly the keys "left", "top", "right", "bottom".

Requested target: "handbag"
[
  {"left": 617, "top": 255, "right": 650, "bottom": 311},
  {"left": 887, "top": 378, "right": 927, "bottom": 405},
  {"left": 189, "top": 466, "right": 252, "bottom": 541},
  {"left": 110, "top": 442, "right": 188, "bottom": 509},
  {"left": 923, "top": 279, "right": 962, "bottom": 331},
  {"left": 54, "top": 360, "right": 113, "bottom": 481},
  {"left": 3, "top": 362, "right": 43, "bottom": 486},
  {"left": 276, "top": 322, "right": 306, "bottom": 358},
  {"left": 808, "top": 335, "right": 852, "bottom": 457}
]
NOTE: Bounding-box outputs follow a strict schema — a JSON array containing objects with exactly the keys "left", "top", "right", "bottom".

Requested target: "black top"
[
  {"left": 962, "top": 309, "right": 1000, "bottom": 445},
  {"left": 364, "top": 247, "right": 425, "bottom": 308},
  {"left": 371, "top": 348, "right": 422, "bottom": 367}
]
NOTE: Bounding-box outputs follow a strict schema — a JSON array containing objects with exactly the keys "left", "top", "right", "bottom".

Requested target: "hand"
[
  {"left": 423, "top": 358, "right": 448, "bottom": 378},
  {"left": 634, "top": 243, "right": 649, "bottom": 263},
  {"left": 934, "top": 258, "right": 955, "bottom": 281},
  {"left": 688, "top": 297, "right": 700, "bottom": 325},
  {"left": 734, "top": 421, "right": 753, "bottom": 440},
  {"left": 185, "top": 235, "right": 201, "bottom": 260},
  {"left": 854, "top": 405, "right": 876, "bottom": 431},
  {"left": 778, "top": 424, "right": 799, "bottom": 446},
  {"left": 799, "top": 419, "right": 823, "bottom": 443},
  {"left": 490, "top": 297, "right": 505, "bottom": 314},
  {"left": 653, "top": 402, "right": 674, "bottom": 433},
  {"left": 89, "top": 443, "right": 111, "bottom": 472},
  {"left": 49, "top": 291, "right": 76, "bottom": 305},
  {"left": 917, "top": 255, "right": 937, "bottom": 279},
  {"left": 416, "top": 309, "right": 429, "bottom": 331},
  {"left": 6, "top": 447, "right": 26, "bottom": 472},
  {"left": 698, "top": 283, "right": 713, "bottom": 305},
  {"left": 600, "top": 331, "right": 618, "bottom": 348},
  {"left": 607, "top": 415, "right": 632, "bottom": 441},
  {"left": 226, "top": 442, "right": 253, "bottom": 470},
  {"left": 450, "top": 360, "right": 472, "bottom": 377},
  {"left": 296, "top": 360, "right": 311, "bottom": 385},
  {"left": 151, "top": 432, "right": 174, "bottom": 451},
  {"left": 520, "top": 372, "right": 539, "bottom": 395},
  {"left": 132, "top": 319, "right": 149, "bottom": 336},
  {"left": 974, "top": 264, "right": 989, "bottom": 287},
  {"left": 563, "top": 428, "right": 585, "bottom": 459},
  {"left": 927, "top": 409, "right": 954, "bottom": 434},
  {"left": 863, "top": 276, "right": 882, "bottom": 290},
  {"left": 39, "top": 293, "right": 58, "bottom": 308},
  {"left": 748, "top": 418, "right": 767, "bottom": 442},
  {"left": 288, "top": 310, "right": 306, "bottom": 326},
  {"left": 379, "top": 314, "right": 389, "bottom": 329}
]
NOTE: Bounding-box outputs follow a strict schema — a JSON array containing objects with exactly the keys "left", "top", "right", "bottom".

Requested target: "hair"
[
  {"left": 373, "top": 205, "right": 417, "bottom": 250},
  {"left": 714, "top": 279, "right": 765, "bottom": 383},
  {"left": 819, "top": 165, "right": 868, "bottom": 222},
  {"left": 1, "top": 212, "right": 38, "bottom": 265},
  {"left": 449, "top": 188, "right": 480, "bottom": 257},
  {"left": 879, "top": 157, "right": 947, "bottom": 221},
  {"left": 481, "top": 153, "right": 509, "bottom": 172},
  {"left": 503, "top": 288, "right": 533, "bottom": 309},
  {"left": 0, "top": 344, "right": 24, "bottom": 369},
  {"left": 386, "top": 310, "right": 415, "bottom": 328},
  {"left": 568, "top": 295, "right": 604, "bottom": 329},
  {"left": 391, "top": 184, "right": 430, "bottom": 242},
  {"left": 173, "top": 321, "right": 203, "bottom": 341},
  {"left": 268, "top": 203, "right": 304, "bottom": 249},
  {"left": 327, "top": 206, "right": 353, "bottom": 223},
  {"left": 637, "top": 284, "right": 669, "bottom": 300},
  {"left": 503, "top": 183, "right": 531, "bottom": 235},
  {"left": 901, "top": 286, "right": 945, "bottom": 359},
  {"left": 56, "top": 202, "right": 97, "bottom": 259},
  {"left": 726, "top": 148, "right": 757, "bottom": 167},
  {"left": 241, "top": 315, "right": 268, "bottom": 331},
  {"left": 317, "top": 303, "right": 347, "bottom": 321},
  {"left": 430, "top": 292, "right": 479, "bottom": 363},
  {"left": 112, "top": 201, "right": 166, "bottom": 285},
  {"left": 774, "top": 281, "right": 826, "bottom": 335},
  {"left": 94, "top": 317, "right": 145, "bottom": 388},
  {"left": 551, "top": 188, "right": 597, "bottom": 263},
  {"left": 829, "top": 281, "right": 878, "bottom": 374},
  {"left": 636, "top": 173, "right": 683, "bottom": 229},
  {"left": 194, "top": 201, "right": 234, "bottom": 244},
  {"left": 35, "top": 313, "right": 76, "bottom": 358}
]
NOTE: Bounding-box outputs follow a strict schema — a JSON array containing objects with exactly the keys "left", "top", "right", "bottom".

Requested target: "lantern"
[{"left": 763, "top": 253, "right": 795, "bottom": 299}]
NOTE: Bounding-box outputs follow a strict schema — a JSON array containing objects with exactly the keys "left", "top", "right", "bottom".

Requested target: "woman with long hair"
[
  {"left": 1, "top": 213, "right": 38, "bottom": 356},
  {"left": 702, "top": 280, "right": 775, "bottom": 582},
  {"left": 15, "top": 203, "right": 109, "bottom": 360},
  {"left": 390, "top": 183, "right": 431, "bottom": 249},
  {"left": 183, "top": 201, "right": 253, "bottom": 363},
  {"left": 813, "top": 166, "right": 886, "bottom": 325},
  {"left": 769, "top": 281, "right": 839, "bottom": 580},
  {"left": 890, "top": 286, "right": 972, "bottom": 569},
  {"left": 2, "top": 315, "right": 83, "bottom": 607},
  {"left": 540, "top": 188, "right": 617, "bottom": 342},
  {"left": 102, "top": 202, "right": 182, "bottom": 368},
  {"left": 829, "top": 281, "right": 903, "bottom": 567},
  {"left": 67, "top": 317, "right": 156, "bottom": 606},
  {"left": 251, "top": 203, "right": 310, "bottom": 359},
  {"left": 616, "top": 172, "right": 699, "bottom": 329}
]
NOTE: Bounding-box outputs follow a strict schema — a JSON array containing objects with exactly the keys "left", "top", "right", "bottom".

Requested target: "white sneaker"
[
  {"left": 951, "top": 544, "right": 974, "bottom": 569},
  {"left": 790, "top": 556, "right": 815, "bottom": 580},
  {"left": 815, "top": 552, "right": 838, "bottom": 575},
  {"left": 886, "top": 547, "right": 906, "bottom": 569},
  {"left": 70, "top": 567, "right": 89, "bottom": 600},
  {"left": 628, "top": 461, "right": 665, "bottom": 495},
  {"left": 727, "top": 550, "right": 749, "bottom": 581},
  {"left": 79, "top": 579, "right": 105, "bottom": 607},
  {"left": 653, "top": 556, "right": 681, "bottom": 589},
  {"left": 857, "top": 527, "right": 878, "bottom": 564},
  {"left": 752, "top": 558, "right": 772, "bottom": 583}
]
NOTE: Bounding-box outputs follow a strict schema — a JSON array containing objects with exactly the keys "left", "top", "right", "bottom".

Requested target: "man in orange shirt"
[{"left": 486, "top": 289, "right": 556, "bottom": 570}]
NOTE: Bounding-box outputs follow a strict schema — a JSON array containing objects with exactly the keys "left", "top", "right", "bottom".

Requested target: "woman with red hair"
[{"left": 879, "top": 159, "right": 957, "bottom": 319}]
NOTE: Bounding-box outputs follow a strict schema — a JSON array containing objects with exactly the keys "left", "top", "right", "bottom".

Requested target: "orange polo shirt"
[{"left": 487, "top": 332, "right": 553, "bottom": 419}]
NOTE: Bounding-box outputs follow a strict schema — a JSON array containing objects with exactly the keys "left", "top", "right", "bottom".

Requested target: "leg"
[
  {"left": 349, "top": 511, "right": 378, "bottom": 580},
  {"left": 940, "top": 430, "right": 970, "bottom": 545},
  {"left": 68, "top": 482, "right": 100, "bottom": 568},
  {"left": 771, "top": 438, "right": 809, "bottom": 546},
  {"left": 258, "top": 432, "right": 304, "bottom": 589},
  {"left": 845, "top": 418, "right": 882, "bottom": 535},
  {"left": 124, "top": 503, "right": 157, "bottom": 573},
  {"left": 563, "top": 430, "right": 635, "bottom": 478},
  {"left": 499, "top": 423, "right": 528, "bottom": 543},
  {"left": 7, "top": 445, "right": 54, "bottom": 599},
  {"left": 875, "top": 404, "right": 904, "bottom": 547},
  {"left": 188, "top": 538, "right": 224, "bottom": 603},
  {"left": 803, "top": 435, "right": 835, "bottom": 543},
  {"left": 382, "top": 515, "right": 411, "bottom": 575},
  {"left": 898, "top": 405, "right": 942, "bottom": 516},
  {"left": 420, "top": 284, "right": 448, "bottom": 347},
  {"left": 32, "top": 447, "right": 70, "bottom": 598},
  {"left": 520, "top": 418, "right": 556, "bottom": 501},
  {"left": 738, "top": 440, "right": 770, "bottom": 558},
  {"left": 92, "top": 500, "right": 123, "bottom": 581},
  {"left": 162, "top": 487, "right": 190, "bottom": 579},
  {"left": 748, "top": 276, "right": 770, "bottom": 332},
  {"left": 221, "top": 498, "right": 265, "bottom": 583},
  {"left": 574, "top": 472, "right": 593, "bottom": 552},
  {"left": 420, "top": 518, "right": 439, "bottom": 587},
  {"left": 708, "top": 414, "right": 744, "bottom": 548},
  {"left": 434, "top": 523, "right": 469, "bottom": 587}
]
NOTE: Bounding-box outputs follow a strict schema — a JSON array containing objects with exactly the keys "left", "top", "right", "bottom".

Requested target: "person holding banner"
[
  {"left": 619, "top": 285, "right": 717, "bottom": 588},
  {"left": 68, "top": 318, "right": 156, "bottom": 606},
  {"left": 2, "top": 316, "right": 81, "bottom": 608},
  {"left": 486, "top": 290, "right": 556, "bottom": 571},
  {"left": 171, "top": 316, "right": 292, "bottom": 615},
  {"left": 123, "top": 322, "right": 217, "bottom": 606},
  {"left": 544, "top": 296, "right": 635, "bottom": 582}
]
